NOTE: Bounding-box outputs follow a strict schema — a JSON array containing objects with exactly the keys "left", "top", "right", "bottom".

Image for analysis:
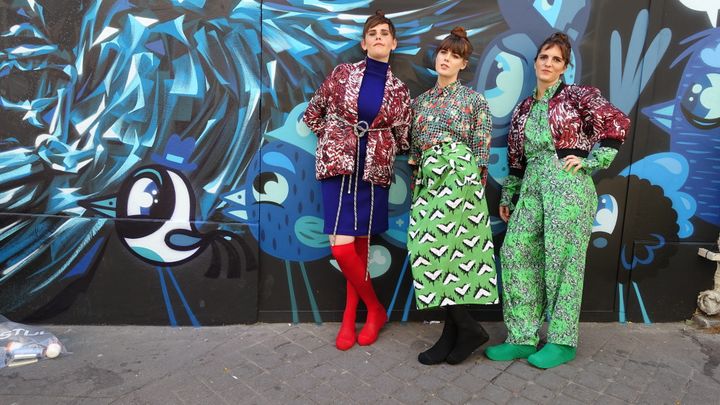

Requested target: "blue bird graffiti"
[
  {"left": 81, "top": 135, "right": 255, "bottom": 272},
  {"left": 642, "top": 28, "right": 720, "bottom": 226},
  {"left": 79, "top": 135, "right": 257, "bottom": 326},
  {"left": 223, "top": 103, "right": 327, "bottom": 324},
  {"left": 223, "top": 102, "right": 415, "bottom": 323}
]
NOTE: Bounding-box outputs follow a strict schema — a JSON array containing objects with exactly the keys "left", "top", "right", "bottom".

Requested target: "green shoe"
[
  {"left": 527, "top": 343, "right": 576, "bottom": 369},
  {"left": 485, "top": 343, "right": 537, "bottom": 361}
]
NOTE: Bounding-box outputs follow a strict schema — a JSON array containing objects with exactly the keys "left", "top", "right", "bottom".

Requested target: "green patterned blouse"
[
  {"left": 500, "top": 81, "right": 618, "bottom": 208},
  {"left": 409, "top": 80, "right": 492, "bottom": 167}
]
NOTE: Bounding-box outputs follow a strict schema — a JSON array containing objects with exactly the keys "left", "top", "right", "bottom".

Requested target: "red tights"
[{"left": 332, "top": 238, "right": 387, "bottom": 350}]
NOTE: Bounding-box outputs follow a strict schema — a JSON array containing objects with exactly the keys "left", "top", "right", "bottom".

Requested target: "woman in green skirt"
[{"left": 407, "top": 26, "right": 498, "bottom": 365}]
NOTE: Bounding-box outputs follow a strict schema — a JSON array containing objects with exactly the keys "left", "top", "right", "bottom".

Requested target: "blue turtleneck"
[{"left": 357, "top": 57, "right": 388, "bottom": 126}]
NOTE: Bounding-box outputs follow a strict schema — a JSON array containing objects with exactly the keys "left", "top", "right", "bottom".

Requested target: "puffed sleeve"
[
  {"left": 576, "top": 86, "right": 630, "bottom": 149},
  {"left": 506, "top": 102, "right": 527, "bottom": 178},
  {"left": 302, "top": 64, "right": 341, "bottom": 137}
]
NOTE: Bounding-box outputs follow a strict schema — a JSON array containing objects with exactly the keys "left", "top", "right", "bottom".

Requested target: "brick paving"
[{"left": 1, "top": 322, "right": 718, "bottom": 404}]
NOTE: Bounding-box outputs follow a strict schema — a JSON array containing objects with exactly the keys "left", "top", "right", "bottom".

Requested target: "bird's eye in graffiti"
[
  {"left": 115, "top": 167, "right": 179, "bottom": 239},
  {"left": 252, "top": 172, "right": 289, "bottom": 206},
  {"left": 483, "top": 50, "right": 525, "bottom": 120},
  {"left": 127, "top": 177, "right": 161, "bottom": 217},
  {"left": 592, "top": 194, "right": 618, "bottom": 248},
  {"left": 680, "top": 73, "right": 720, "bottom": 130},
  {"left": 122, "top": 168, "right": 175, "bottom": 221}
]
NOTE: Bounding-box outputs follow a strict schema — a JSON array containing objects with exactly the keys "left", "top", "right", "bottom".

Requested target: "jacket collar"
[
  {"left": 523, "top": 81, "right": 565, "bottom": 112},
  {"left": 534, "top": 80, "right": 564, "bottom": 102}
]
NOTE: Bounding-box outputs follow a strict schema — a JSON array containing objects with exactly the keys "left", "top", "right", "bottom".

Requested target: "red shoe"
[{"left": 357, "top": 307, "right": 387, "bottom": 346}]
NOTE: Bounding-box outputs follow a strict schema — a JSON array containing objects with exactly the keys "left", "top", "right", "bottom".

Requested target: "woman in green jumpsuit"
[
  {"left": 485, "top": 33, "right": 630, "bottom": 369},
  {"left": 407, "top": 27, "right": 498, "bottom": 365}
]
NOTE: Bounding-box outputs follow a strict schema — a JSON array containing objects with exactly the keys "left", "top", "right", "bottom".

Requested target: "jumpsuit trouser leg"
[
  {"left": 500, "top": 156, "right": 597, "bottom": 347},
  {"left": 500, "top": 168, "right": 546, "bottom": 346}
]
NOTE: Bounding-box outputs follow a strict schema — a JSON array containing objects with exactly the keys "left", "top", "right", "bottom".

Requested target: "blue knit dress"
[{"left": 321, "top": 57, "right": 390, "bottom": 236}]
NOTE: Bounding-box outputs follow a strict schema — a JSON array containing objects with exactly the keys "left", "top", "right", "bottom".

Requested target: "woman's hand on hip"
[
  {"left": 562, "top": 155, "right": 584, "bottom": 173},
  {"left": 499, "top": 205, "right": 511, "bottom": 223}
]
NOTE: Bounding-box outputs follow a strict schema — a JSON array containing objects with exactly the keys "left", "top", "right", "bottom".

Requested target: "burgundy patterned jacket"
[
  {"left": 303, "top": 60, "right": 411, "bottom": 187},
  {"left": 507, "top": 83, "right": 630, "bottom": 177}
]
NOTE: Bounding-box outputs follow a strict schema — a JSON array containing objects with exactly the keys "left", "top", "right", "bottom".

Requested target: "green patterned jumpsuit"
[{"left": 500, "top": 81, "right": 619, "bottom": 347}]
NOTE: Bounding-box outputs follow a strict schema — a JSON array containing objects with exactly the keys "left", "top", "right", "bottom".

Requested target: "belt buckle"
[{"left": 354, "top": 120, "right": 369, "bottom": 137}]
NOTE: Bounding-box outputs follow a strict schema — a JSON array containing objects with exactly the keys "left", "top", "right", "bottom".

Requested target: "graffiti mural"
[
  {"left": 0, "top": 0, "right": 262, "bottom": 325},
  {"left": 0, "top": 0, "right": 717, "bottom": 325}
]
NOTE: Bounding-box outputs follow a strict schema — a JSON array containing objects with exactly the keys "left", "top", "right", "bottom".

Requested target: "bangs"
[
  {"left": 363, "top": 16, "right": 396, "bottom": 38},
  {"left": 438, "top": 36, "right": 471, "bottom": 59}
]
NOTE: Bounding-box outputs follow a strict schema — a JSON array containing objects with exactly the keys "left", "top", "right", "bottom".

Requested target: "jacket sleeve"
[
  {"left": 576, "top": 86, "right": 630, "bottom": 149},
  {"left": 471, "top": 93, "right": 492, "bottom": 167},
  {"left": 506, "top": 102, "right": 526, "bottom": 178},
  {"left": 392, "top": 84, "right": 411, "bottom": 154},
  {"left": 302, "top": 64, "right": 341, "bottom": 137}
]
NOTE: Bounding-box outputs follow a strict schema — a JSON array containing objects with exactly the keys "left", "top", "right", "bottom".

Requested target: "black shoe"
[
  {"left": 418, "top": 309, "right": 456, "bottom": 365},
  {"left": 445, "top": 305, "right": 489, "bottom": 365}
]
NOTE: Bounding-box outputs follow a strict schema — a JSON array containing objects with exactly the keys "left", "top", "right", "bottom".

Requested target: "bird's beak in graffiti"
[
  {"left": 643, "top": 100, "right": 675, "bottom": 134},
  {"left": 79, "top": 195, "right": 118, "bottom": 218},
  {"left": 220, "top": 189, "right": 248, "bottom": 220}
]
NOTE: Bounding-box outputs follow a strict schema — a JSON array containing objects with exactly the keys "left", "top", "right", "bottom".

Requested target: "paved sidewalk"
[{"left": 0, "top": 322, "right": 718, "bottom": 404}]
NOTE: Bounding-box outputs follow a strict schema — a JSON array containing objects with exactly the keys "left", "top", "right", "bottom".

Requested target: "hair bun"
[
  {"left": 374, "top": 9, "right": 385, "bottom": 17},
  {"left": 450, "top": 26, "right": 467, "bottom": 39},
  {"left": 550, "top": 32, "right": 569, "bottom": 42}
]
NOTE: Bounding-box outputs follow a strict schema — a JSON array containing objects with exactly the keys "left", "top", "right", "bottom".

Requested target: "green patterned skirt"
[{"left": 407, "top": 142, "right": 499, "bottom": 310}]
